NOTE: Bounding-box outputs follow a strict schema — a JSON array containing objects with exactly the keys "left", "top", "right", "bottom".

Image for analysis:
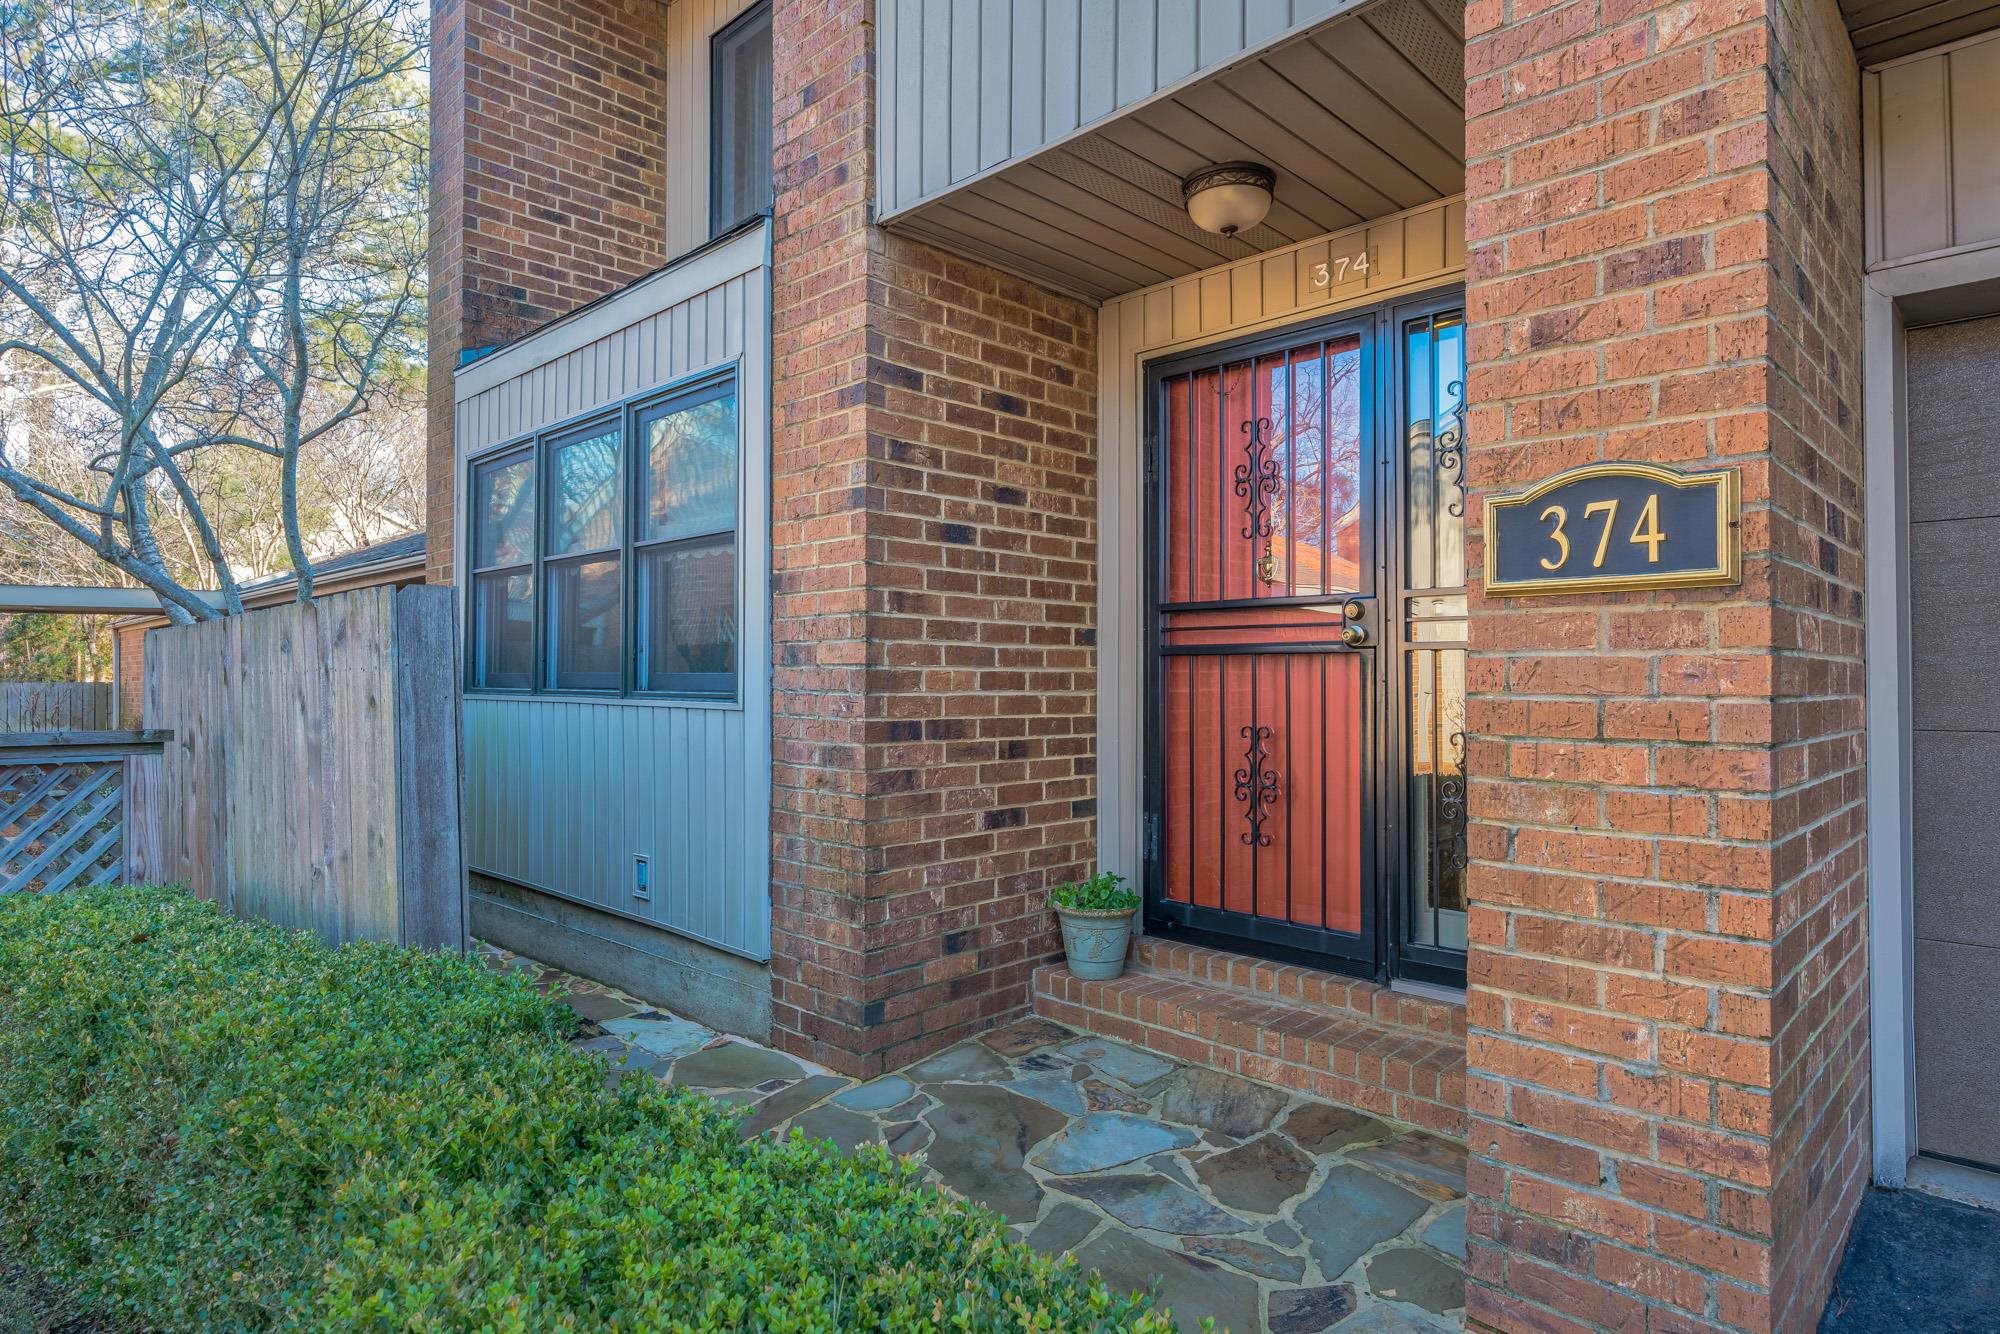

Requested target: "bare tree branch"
[{"left": 0, "top": 0, "right": 429, "bottom": 617}]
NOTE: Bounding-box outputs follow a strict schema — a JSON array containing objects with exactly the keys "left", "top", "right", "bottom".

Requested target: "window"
[
  {"left": 546, "top": 423, "right": 624, "bottom": 691},
  {"left": 470, "top": 451, "right": 535, "bottom": 690},
  {"left": 636, "top": 385, "right": 738, "bottom": 694},
  {"left": 466, "top": 374, "right": 741, "bottom": 700},
  {"left": 711, "top": 2, "right": 772, "bottom": 236}
]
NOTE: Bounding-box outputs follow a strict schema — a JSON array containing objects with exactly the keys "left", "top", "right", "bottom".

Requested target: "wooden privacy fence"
[
  {"left": 144, "top": 585, "right": 466, "bottom": 950},
  {"left": 0, "top": 731, "right": 164, "bottom": 896},
  {"left": 1, "top": 682, "right": 113, "bottom": 731}
]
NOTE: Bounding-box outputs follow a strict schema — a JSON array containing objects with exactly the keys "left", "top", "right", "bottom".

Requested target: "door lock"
[{"left": 1340, "top": 596, "right": 1372, "bottom": 647}]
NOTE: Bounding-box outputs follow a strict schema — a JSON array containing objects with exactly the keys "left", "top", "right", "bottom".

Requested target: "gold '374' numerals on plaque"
[
  {"left": 1536, "top": 494, "right": 1666, "bottom": 572},
  {"left": 1485, "top": 462, "right": 1738, "bottom": 597}
]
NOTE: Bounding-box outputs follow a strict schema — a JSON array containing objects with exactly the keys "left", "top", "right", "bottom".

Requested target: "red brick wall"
[
  {"left": 1760, "top": 0, "right": 1870, "bottom": 1326},
  {"left": 1460, "top": 0, "right": 1866, "bottom": 1327},
  {"left": 768, "top": 0, "right": 1099, "bottom": 1075},
  {"left": 426, "top": 0, "right": 670, "bottom": 585}
]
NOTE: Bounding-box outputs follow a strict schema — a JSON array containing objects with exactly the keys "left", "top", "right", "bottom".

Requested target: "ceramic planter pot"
[{"left": 1055, "top": 904, "right": 1137, "bottom": 980}]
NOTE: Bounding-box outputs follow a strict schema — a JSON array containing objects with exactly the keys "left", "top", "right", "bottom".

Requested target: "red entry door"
[{"left": 1149, "top": 324, "right": 1376, "bottom": 966}]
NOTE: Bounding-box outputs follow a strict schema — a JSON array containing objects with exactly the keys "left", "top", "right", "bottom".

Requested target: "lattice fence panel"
[{"left": 0, "top": 760, "right": 126, "bottom": 895}]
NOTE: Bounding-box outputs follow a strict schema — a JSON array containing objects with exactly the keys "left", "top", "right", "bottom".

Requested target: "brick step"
[
  {"left": 1129, "top": 936, "right": 1467, "bottom": 1041},
  {"left": 1032, "top": 952, "right": 1467, "bottom": 1139}
]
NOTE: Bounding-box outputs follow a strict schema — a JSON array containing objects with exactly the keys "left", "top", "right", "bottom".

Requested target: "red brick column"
[
  {"left": 768, "top": 0, "right": 1098, "bottom": 1075},
  {"left": 425, "top": 0, "right": 669, "bottom": 585},
  {"left": 1460, "top": 0, "right": 1867, "bottom": 1329}
]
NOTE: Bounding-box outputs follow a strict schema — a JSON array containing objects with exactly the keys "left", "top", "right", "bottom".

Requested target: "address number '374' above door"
[{"left": 1484, "top": 462, "right": 1741, "bottom": 597}]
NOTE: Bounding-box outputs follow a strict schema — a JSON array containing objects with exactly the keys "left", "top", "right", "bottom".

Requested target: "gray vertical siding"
[
  {"left": 453, "top": 227, "right": 774, "bottom": 962},
  {"left": 1867, "top": 32, "right": 2000, "bottom": 268},
  {"left": 878, "top": 0, "right": 1364, "bottom": 218}
]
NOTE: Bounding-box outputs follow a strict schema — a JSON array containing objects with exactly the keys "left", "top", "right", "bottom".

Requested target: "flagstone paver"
[
  {"left": 1196, "top": 1133, "right": 1317, "bottom": 1214},
  {"left": 1153, "top": 1066, "right": 1291, "bottom": 1138},
  {"left": 1268, "top": 1283, "right": 1359, "bottom": 1332},
  {"left": 479, "top": 943, "right": 1469, "bottom": 1332},
  {"left": 1030, "top": 1111, "right": 1197, "bottom": 1173},
  {"left": 1001, "top": 1072, "right": 1089, "bottom": 1116},
  {"left": 1051, "top": 1172, "right": 1251, "bottom": 1235},
  {"left": 1061, "top": 1035, "right": 1178, "bottom": 1087},
  {"left": 922, "top": 1084, "right": 1064, "bottom": 1222},
  {"left": 1364, "top": 1248, "right": 1465, "bottom": 1314},
  {"left": 832, "top": 1074, "right": 915, "bottom": 1111},
  {"left": 1074, "top": 1231, "right": 1263, "bottom": 1334},
  {"left": 1296, "top": 1165, "right": 1433, "bottom": 1281}
]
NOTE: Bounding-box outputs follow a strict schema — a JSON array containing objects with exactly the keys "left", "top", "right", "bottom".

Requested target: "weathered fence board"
[
  {"left": 144, "top": 586, "right": 465, "bottom": 950},
  {"left": 0, "top": 732, "right": 167, "bottom": 895},
  {"left": 0, "top": 682, "right": 113, "bottom": 731}
]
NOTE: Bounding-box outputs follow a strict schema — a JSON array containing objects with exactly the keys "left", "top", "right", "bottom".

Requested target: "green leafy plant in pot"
[{"left": 1050, "top": 872, "right": 1141, "bottom": 980}]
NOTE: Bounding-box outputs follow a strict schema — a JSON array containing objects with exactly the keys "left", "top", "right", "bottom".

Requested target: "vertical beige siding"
[
  {"left": 1867, "top": 31, "right": 2000, "bottom": 267},
  {"left": 877, "top": 0, "right": 1368, "bottom": 218},
  {"left": 666, "top": 0, "right": 761, "bottom": 259},
  {"left": 1095, "top": 197, "right": 1464, "bottom": 885},
  {"left": 453, "top": 227, "right": 773, "bottom": 961}
]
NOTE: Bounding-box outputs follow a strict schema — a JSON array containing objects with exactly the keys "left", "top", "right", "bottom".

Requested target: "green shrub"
[
  {"left": 0, "top": 886, "right": 1169, "bottom": 1331},
  {"left": 1048, "top": 873, "right": 1140, "bottom": 914}
]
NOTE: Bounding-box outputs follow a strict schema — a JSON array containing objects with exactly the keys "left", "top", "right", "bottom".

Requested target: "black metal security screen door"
[{"left": 1143, "top": 294, "right": 1469, "bottom": 987}]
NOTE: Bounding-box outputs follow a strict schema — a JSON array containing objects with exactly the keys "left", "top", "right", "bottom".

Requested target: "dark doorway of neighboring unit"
[
  {"left": 1905, "top": 313, "right": 2000, "bottom": 1176},
  {"left": 1143, "top": 291, "right": 1468, "bottom": 988}
]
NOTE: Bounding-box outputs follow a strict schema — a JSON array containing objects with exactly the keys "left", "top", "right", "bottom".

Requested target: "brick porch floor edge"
[{"left": 1032, "top": 938, "right": 1468, "bottom": 1139}]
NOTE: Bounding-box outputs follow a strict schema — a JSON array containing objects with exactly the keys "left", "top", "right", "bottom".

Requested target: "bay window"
[{"left": 467, "top": 372, "right": 741, "bottom": 700}]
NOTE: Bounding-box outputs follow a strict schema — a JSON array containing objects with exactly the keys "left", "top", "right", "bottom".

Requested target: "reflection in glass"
[
  {"left": 472, "top": 571, "right": 533, "bottom": 689},
  {"left": 474, "top": 454, "right": 535, "bottom": 568},
  {"left": 1405, "top": 313, "right": 1466, "bottom": 593},
  {"left": 637, "top": 539, "right": 736, "bottom": 695},
  {"left": 1401, "top": 309, "right": 1470, "bottom": 959},
  {"left": 711, "top": 3, "right": 773, "bottom": 234},
  {"left": 548, "top": 556, "right": 622, "bottom": 690},
  {"left": 1200, "top": 340, "right": 1360, "bottom": 600},
  {"left": 1407, "top": 645, "right": 1469, "bottom": 951},
  {"left": 551, "top": 427, "right": 621, "bottom": 556},
  {"left": 642, "top": 392, "right": 738, "bottom": 543}
]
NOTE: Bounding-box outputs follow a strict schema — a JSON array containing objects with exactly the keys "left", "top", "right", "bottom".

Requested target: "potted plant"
[{"left": 1050, "top": 872, "right": 1142, "bottom": 980}]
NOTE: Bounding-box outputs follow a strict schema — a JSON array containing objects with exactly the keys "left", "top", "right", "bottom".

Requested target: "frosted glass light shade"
[{"left": 1182, "top": 162, "right": 1275, "bottom": 236}]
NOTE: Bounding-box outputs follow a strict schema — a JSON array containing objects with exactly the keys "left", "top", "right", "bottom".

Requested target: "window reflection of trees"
[
  {"left": 1259, "top": 342, "right": 1362, "bottom": 595},
  {"left": 555, "top": 430, "right": 621, "bottom": 554},
  {"left": 478, "top": 458, "right": 535, "bottom": 566},
  {"left": 645, "top": 397, "right": 736, "bottom": 542}
]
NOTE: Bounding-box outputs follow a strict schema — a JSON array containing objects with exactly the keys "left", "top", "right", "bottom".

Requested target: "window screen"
[{"left": 711, "top": 3, "right": 773, "bottom": 236}]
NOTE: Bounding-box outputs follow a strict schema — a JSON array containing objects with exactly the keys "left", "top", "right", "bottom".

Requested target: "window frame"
[
  {"left": 543, "top": 413, "right": 626, "bottom": 694},
  {"left": 467, "top": 446, "right": 538, "bottom": 694},
  {"left": 631, "top": 376, "right": 741, "bottom": 698},
  {"left": 709, "top": 0, "right": 773, "bottom": 239},
  {"left": 464, "top": 365, "right": 745, "bottom": 706}
]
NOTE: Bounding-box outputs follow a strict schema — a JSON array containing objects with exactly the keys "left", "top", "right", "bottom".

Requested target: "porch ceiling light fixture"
[{"left": 1182, "top": 161, "right": 1275, "bottom": 237}]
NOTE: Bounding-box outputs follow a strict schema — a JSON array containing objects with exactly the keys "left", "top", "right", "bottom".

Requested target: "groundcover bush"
[{"left": 0, "top": 886, "right": 1169, "bottom": 1331}]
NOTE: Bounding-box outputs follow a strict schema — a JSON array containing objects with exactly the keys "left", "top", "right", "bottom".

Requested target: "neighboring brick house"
[
  {"left": 108, "top": 533, "right": 428, "bottom": 727},
  {"left": 429, "top": 0, "right": 1999, "bottom": 1329}
]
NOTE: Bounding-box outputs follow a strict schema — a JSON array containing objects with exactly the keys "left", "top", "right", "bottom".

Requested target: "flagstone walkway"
[{"left": 481, "top": 945, "right": 1467, "bottom": 1333}]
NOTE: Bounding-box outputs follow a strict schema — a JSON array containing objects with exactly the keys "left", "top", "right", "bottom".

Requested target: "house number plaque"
[{"left": 1484, "top": 462, "right": 1740, "bottom": 596}]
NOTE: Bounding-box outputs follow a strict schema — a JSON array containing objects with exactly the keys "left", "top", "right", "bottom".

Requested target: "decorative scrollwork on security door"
[
  {"left": 1436, "top": 379, "right": 1467, "bottom": 519},
  {"left": 1232, "top": 724, "right": 1281, "bottom": 848},
  {"left": 1436, "top": 729, "right": 1468, "bottom": 875},
  {"left": 1233, "top": 415, "right": 1281, "bottom": 541}
]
